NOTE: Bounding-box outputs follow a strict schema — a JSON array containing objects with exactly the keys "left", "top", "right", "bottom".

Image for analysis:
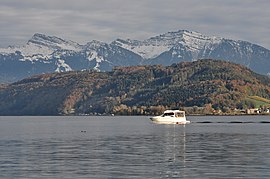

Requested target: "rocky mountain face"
[
  {"left": 1, "top": 30, "right": 270, "bottom": 83},
  {"left": 1, "top": 59, "right": 270, "bottom": 115},
  {"left": 114, "top": 30, "right": 270, "bottom": 74},
  {"left": 0, "top": 33, "right": 142, "bottom": 83}
]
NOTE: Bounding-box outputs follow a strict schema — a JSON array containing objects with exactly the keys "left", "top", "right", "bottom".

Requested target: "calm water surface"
[{"left": 0, "top": 115, "right": 270, "bottom": 178}]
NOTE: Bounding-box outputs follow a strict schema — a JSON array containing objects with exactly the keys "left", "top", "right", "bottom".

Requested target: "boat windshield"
[
  {"left": 162, "top": 112, "right": 175, "bottom": 117},
  {"left": 176, "top": 112, "right": 184, "bottom": 117}
]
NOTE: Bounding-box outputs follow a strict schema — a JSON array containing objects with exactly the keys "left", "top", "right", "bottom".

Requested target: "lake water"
[{"left": 0, "top": 115, "right": 270, "bottom": 178}]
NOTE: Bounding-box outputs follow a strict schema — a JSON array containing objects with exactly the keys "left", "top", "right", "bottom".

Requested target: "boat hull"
[{"left": 150, "top": 116, "right": 190, "bottom": 125}]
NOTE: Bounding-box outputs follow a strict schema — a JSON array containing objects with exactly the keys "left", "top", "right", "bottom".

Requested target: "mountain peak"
[
  {"left": 28, "top": 33, "right": 82, "bottom": 51},
  {"left": 29, "top": 33, "right": 64, "bottom": 45},
  {"left": 112, "top": 30, "right": 222, "bottom": 59},
  {"left": 85, "top": 40, "right": 107, "bottom": 49},
  {"left": 150, "top": 29, "right": 220, "bottom": 42}
]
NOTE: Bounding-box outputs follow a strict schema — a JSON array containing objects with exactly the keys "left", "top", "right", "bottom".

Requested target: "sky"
[{"left": 0, "top": 0, "right": 270, "bottom": 49}]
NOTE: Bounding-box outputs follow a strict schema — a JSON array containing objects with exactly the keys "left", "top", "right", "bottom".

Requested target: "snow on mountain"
[
  {"left": 0, "top": 42, "right": 53, "bottom": 58},
  {"left": 83, "top": 40, "right": 114, "bottom": 71},
  {"left": 180, "top": 31, "right": 222, "bottom": 59},
  {"left": 55, "top": 59, "right": 73, "bottom": 72},
  {"left": 28, "top": 33, "right": 82, "bottom": 52},
  {"left": 0, "top": 33, "right": 82, "bottom": 61},
  {"left": 86, "top": 50, "right": 106, "bottom": 71},
  {"left": 112, "top": 30, "right": 222, "bottom": 59},
  {"left": 112, "top": 30, "right": 270, "bottom": 76},
  {"left": 112, "top": 38, "right": 171, "bottom": 59},
  {"left": 1, "top": 30, "right": 270, "bottom": 83},
  {"left": 84, "top": 40, "right": 108, "bottom": 50}
]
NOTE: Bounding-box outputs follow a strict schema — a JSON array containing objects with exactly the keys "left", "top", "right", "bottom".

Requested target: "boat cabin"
[{"left": 161, "top": 110, "right": 185, "bottom": 118}]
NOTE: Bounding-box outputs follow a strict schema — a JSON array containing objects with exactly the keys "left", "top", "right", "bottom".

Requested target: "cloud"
[{"left": 0, "top": 0, "right": 270, "bottom": 49}]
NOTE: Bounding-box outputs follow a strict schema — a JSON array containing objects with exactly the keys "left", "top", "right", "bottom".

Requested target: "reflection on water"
[{"left": 0, "top": 116, "right": 270, "bottom": 178}]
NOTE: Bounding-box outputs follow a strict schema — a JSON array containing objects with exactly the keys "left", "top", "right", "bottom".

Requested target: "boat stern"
[{"left": 150, "top": 116, "right": 159, "bottom": 122}]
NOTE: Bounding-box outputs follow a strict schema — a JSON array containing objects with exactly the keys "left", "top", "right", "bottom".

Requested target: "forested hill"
[{"left": 0, "top": 59, "right": 270, "bottom": 115}]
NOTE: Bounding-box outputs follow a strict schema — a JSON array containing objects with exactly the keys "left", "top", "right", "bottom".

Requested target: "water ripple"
[{"left": 0, "top": 116, "right": 270, "bottom": 178}]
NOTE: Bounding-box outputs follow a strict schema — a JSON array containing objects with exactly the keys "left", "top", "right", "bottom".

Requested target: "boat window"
[
  {"left": 176, "top": 112, "right": 184, "bottom": 117},
  {"left": 162, "top": 112, "right": 175, "bottom": 116}
]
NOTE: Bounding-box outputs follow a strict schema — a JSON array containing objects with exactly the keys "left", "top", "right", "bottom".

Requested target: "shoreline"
[
  {"left": 0, "top": 113, "right": 269, "bottom": 117},
  {"left": 187, "top": 113, "right": 270, "bottom": 116}
]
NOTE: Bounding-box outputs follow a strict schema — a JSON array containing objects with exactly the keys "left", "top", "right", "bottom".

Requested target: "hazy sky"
[{"left": 1, "top": 0, "right": 270, "bottom": 48}]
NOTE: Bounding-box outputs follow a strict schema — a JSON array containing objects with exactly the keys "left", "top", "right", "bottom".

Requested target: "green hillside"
[
  {"left": 245, "top": 96, "right": 270, "bottom": 108},
  {"left": 0, "top": 59, "right": 270, "bottom": 115}
]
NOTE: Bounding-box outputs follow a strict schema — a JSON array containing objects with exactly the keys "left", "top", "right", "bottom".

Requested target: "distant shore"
[{"left": 187, "top": 113, "right": 270, "bottom": 116}]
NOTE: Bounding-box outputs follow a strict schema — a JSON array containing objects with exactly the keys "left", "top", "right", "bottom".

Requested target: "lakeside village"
[
  {"left": 184, "top": 106, "right": 270, "bottom": 116},
  {"left": 75, "top": 104, "right": 270, "bottom": 116}
]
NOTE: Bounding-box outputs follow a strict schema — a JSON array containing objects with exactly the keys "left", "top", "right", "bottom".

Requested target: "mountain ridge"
[
  {"left": 1, "top": 30, "right": 270, "bottom": 83},
  {"left": 28, "top": 33, "right": 82, "bottom": 51}
]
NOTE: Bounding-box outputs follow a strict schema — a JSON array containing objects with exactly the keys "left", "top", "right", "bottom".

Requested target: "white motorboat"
[{"left": 150, "top": 110, "right": 190, "bottom": 124}]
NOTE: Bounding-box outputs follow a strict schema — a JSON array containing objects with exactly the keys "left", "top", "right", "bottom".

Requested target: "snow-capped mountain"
[
  {"left": 113, "top": 30, "right": 270, "bottom": 73},
  {"left": 1, "top": 30, "right": 270, "bottom": 83},
  {"left": 0, "top": 33, "right": 82, "bottom": 58},
  {"left": 112, "top": 30, "right": 221, "bottom": 59},
  {"left": 0, "top": 34, "right": 142, "bottom": 82}
]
